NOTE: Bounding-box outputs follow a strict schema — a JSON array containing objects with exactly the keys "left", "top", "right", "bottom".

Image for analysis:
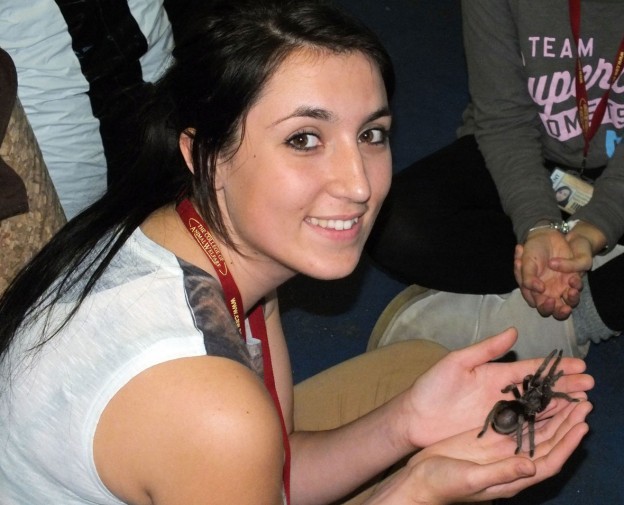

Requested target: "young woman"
[{"left": 0, "top": 1, "right": 593, "bottom": 504}]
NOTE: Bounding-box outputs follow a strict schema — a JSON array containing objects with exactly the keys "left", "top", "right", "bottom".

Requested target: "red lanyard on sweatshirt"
[
  {"left": 569, "top": 0, "right": 624, "bottom": 169},
  {"left": 176, "top": 197, "right": 291, "bottom": 503}
]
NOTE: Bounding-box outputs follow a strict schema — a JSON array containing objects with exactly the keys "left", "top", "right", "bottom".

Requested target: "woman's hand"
[
  {"left": 398, "top": 329, "right": 593, "bottom": 450},
  {"left": 368, "top": 399, "right": 591, "bottom": 504},
  {"left": 514, "top": 230, "right": 583, "bottom": 320},
  {"left": 549, "top": 221, "right": 607, "bottom": 274},
  {"left": 513, "top": 221, "right": 607, "bottom": 319}
]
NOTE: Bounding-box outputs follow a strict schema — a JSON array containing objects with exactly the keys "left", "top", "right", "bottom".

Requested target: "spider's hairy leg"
[
  {"left": 550, "top": 370, "right": 564, "bottom": 384},
  {"left": 514, "top": 413, "right": 525, "bottom": 454},
  {"left": 528, "top": 415, "right": 536, "bottom": 457},
  {"left": 545, "top": 349, "right": 564, "bottom": 380},
  {"left": 478, "top": 400, "right": 508, "bottom": 438},
  {"left": 501, "top": 383, "right": 522, "bottom": 399},
  {"left": 547, "top": 350, "right": 564, "bottom": 374},
  {"left": 551, "top": 391, "right": 580, "bottom": 403},
  {"left": 534, "top": 349, "right": 559, "bottom": 381}
]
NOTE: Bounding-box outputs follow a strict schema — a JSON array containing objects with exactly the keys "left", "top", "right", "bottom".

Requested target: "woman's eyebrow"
[
  {"left": 271, "top": 105, "right": 391, "bottom": 126},
  {"left": 365, "top": 106, "right": 392, "bottom": 123},
  {"left": 271, "top": 106, "right": 335, "bottom": 126}
]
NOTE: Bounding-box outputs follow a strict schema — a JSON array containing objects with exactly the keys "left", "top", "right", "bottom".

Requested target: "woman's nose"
[{"left": 326, "top": 143, "right": 371, "bottom": 202}]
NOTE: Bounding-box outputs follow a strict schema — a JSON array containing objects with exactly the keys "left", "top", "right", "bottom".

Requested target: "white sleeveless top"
[{"left": 0, "top": 228, "right": 262, "bottom": 503}]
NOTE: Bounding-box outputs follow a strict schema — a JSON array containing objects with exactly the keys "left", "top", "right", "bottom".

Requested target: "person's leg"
[
  {"left": 369, "top": 286, "right": 588, "bottom": 360},
  {"left": 366, "top": 135, "right": 517, "bottom": 294},
  {"left": 293, "top": 340, "right": 449, "bottom": 504}
]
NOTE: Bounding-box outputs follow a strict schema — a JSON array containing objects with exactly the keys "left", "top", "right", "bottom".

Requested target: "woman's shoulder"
[{"left": 94, "top": 355, "right": 285, "bottom": 505}]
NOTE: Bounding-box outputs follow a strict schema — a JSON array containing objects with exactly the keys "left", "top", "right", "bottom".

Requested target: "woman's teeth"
[{"left": 308, "top": 217, "right": 359, "bottom": 230}]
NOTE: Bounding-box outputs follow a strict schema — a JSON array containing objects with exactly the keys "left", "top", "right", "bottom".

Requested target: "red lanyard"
[
  {"left": 176, "top": 198, "right": 291, "bottom": 503},
  {"left": 569, "top": 0, "right": 624, "bottom": 168}
]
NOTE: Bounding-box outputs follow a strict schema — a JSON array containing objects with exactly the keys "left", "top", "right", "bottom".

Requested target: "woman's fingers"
[
  {"left": 530, "top": 400, "right": 593, "bottom": 453},
  {"left": 453, "top": 328, "right": 518, "bottom": 367}
]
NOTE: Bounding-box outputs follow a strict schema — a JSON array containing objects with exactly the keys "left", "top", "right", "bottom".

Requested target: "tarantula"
[{"left": 477, "top": 349, "right": 579, "bottom": 457}]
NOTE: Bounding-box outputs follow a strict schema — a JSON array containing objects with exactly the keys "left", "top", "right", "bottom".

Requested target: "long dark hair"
[{"left": 0, "top": 0, "right": 394, "bottom": 358}]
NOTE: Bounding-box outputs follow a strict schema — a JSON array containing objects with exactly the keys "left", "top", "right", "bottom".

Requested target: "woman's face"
[
  {"left": 217, "top": 49, "right": 392, "bottom": 280},
  {"left": 556, "top": 187, "right": 571, "bottom": 202}
]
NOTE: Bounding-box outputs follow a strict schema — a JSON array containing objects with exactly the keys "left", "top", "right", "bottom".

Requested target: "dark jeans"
[{"left": 366, "top": 135, "right": 624, "bottom": 329}]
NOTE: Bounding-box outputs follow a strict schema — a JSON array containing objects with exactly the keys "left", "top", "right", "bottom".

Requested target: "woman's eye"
[
  {"left": 287, "top": 132, "right": 321, "bottom": 151},
  {"left": 359, "top": 128, "right": 388, "bottom": 145}
]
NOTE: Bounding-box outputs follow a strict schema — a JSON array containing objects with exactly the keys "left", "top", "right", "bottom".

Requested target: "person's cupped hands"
[
  {"left": 514, "top": 232, "right": 584, "bottom": 319},
  {"left": 381, "top": 398, "right": 591, "bottom": 505}
]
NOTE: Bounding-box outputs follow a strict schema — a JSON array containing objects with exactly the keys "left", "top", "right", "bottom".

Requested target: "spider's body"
[{"left": 477, "top": 349, "right": 579, "bottom": 457}]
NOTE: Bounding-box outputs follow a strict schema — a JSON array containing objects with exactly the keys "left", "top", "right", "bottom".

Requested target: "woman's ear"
[{"left": 179, "top": 129, "right": 196, "bottom": 173}]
